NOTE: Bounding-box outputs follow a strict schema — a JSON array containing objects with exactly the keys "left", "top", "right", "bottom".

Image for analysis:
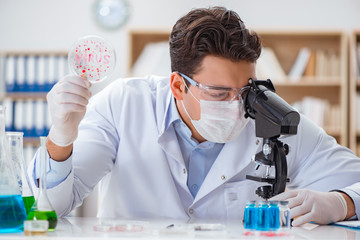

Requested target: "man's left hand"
[{"left": 271, "top": 189, "right": 348, "bottom": 226}]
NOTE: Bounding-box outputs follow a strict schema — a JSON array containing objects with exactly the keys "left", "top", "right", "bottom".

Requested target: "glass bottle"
[
  {"left": 268, "top": 201, "right": 280, "bottom": 230},
  {"left": 279, "top": 201, "right": 291, "bottom": 230},
  {"left": 6, "top": 132, "right": 35, "bottom": 215},
  {"left": 0, "top": 106, "right": 27, "bottom": 233},
  {"left": 27, "top": 136, "right": 57, "bottom": 231},
  {"left": 243, "top": 200, "right": 257, "bottom": 230},
  {"left": 256, "top": 201, "right": 270, "bottom": 231}
]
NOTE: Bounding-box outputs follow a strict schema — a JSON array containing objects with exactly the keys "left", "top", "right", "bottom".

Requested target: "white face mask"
[{"left": 181, "top": 88, "right": 249, "bottom": 143}]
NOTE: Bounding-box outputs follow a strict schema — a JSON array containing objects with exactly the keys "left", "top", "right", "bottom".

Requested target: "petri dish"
[{"left": 68, "top": 35, "right": 116, "bottom": 83}]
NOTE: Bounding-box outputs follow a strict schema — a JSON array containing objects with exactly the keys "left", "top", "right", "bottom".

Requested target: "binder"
[
  {"left": 14, "top": 100, "right": 25, "bottom": 133},
  {"left": 35, "top": 99, "right": 46, "bottom": 137},
  {"left": 24, "top": 99, "right": 35, "bottom": 137},
  {"left": 26, "top": 55, "right": 36, "bottom": 92},
  {"left": 17, "top": 56, "right": 26, "bottom": 91},
  {"left": 5, "top": 56, "right": 16, "bottom": 92},
  {"left": 47, "top": 55, "right": 58, "bottom": 91},
  {"left": 37, "top": 56, "right": 46, "bottom": 92},
  {"left": 3, "top": 98, "right": 14, "bottom": 131}
]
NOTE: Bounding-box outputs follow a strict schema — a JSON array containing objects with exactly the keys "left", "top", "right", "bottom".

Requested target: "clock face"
[{"left": 93, "top": 0, "right": 130, "bottom": 30}]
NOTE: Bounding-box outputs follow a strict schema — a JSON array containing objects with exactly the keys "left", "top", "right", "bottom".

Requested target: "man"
[{"left": 29, "top": 7, "right": 360, "bottom": 226}]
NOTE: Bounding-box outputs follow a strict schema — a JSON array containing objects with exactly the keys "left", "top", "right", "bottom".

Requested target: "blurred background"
[{"left": 0, "top": 0, "right": 360, "bottom": 217}]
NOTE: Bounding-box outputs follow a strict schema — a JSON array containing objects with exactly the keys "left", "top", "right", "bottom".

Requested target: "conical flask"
[
  {"left": 27, "top": 136, "right": 57, "bottom": 231},
  {"left": 6, "top": 132, "right": 35, "bottom": 215},
  {"left": 0, "top": 106, "right": 27, "bottom": 233}
]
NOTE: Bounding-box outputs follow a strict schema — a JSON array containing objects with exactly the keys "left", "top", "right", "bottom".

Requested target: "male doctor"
[{"left": 30, "top": 7, "right": 360, "bottom": 226}]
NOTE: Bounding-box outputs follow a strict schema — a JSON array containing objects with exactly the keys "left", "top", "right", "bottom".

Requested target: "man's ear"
[{"left": 170, "top": 72, "right": 186, "bottom": 100}]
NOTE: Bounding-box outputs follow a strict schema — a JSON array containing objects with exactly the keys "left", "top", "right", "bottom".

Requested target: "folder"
[
  {"left": 35, "top": 99, "right": 46, "bottom": 137},
  {"left": 14, "top": 100, "right": 25, "bottom": 133},
  {"left": 24, "top": 99, "right": 35, "bottom": 137},
  {"left": 26, "top": 55, "right": 36, "bottom": 92},
  {"left": 37, "top": 56, "right": 46, "bottom": 92},
  {"left": 5, "top": 56, "right": 16, "bottom": 92},
  {"left": 3, "top": 98, "right": 14, "bottom": 131},
  {"left": 47, "top": 55, "right": 57, "bottom": 91}
]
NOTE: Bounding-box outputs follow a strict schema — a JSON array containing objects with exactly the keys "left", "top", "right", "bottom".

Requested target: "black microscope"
[{"left": 242, "top": 79, "right": 300, "bottom": 200}]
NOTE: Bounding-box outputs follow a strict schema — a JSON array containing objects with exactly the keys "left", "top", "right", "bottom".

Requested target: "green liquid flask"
[
  {"left": 27, "top": 137, "right": 58, "bottom": 231},
  {"left": 6, "top": 132, "right": 35, "bottom": 215},
  {"left": 0, "top": 106, "right": 27, "bottom": 233}
]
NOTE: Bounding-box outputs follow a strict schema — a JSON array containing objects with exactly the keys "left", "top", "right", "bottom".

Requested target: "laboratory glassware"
[
  {"left": 279, "top": 201, "right": 291, "bottom": 230},
  {"left": 6, "top": 131, "right": 35, "bottom": 215},
  {"left": 68, "top": 35, "right": 116, "bottom": 83},
  {"left": 243, "top": 200, "right": 257, "bottom": 230},
  {"left": 256, "top": 201, "right": 270, "bottom": 231},
  {"left": 268, "top": 201, "right": 280, "bottom": 230},
  {"left": 0, "top": 106, "right": 27, "bottom": 233},
  {"left": 27, "top": 136, "right": 57, "bottom": 231}
]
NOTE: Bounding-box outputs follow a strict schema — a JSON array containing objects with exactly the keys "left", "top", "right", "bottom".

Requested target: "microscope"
[{"left": 243, "top": 79, "right": 300, "bottom": 200}]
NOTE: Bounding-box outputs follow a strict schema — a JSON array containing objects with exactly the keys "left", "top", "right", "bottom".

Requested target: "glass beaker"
[
  {"left": 0, "top": 106, "right": 27, "bottom": 233},
  {"left": 6, "top": 132, "right": 35, "bottom": 215},
  {"left": 27, "top": 136, "right": 57, "bottom": 231}
]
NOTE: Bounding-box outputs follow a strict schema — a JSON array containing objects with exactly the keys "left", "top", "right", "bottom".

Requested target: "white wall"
[{"left": 1, "top": 0, "right": 360, "bottom": 87}]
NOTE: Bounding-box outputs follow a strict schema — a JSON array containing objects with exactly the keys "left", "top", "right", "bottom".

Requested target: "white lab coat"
[{"left": 29, "top": 75, "right": 360, "bottom": 220}]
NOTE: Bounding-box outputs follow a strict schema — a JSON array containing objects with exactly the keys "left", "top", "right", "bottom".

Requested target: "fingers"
[
  {"left": 271, "top": 189, "right": 301, "bottom": 201},
  {"left": 55, "top": 80, "right": 92, "bottom": 100},
  {"left": 291, "top": 212, "right": 314, "bottom": 227},
  {"left": 58, "top": 102, "right": 87, "bottom": 114},
  {"left": 59, "top": 74, "right": 91, "bottom": 89}
]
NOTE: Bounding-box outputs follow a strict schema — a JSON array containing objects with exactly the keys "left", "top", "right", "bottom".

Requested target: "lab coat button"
[
  {"left": 256, "top": 139, "right": 260, "bottom": 145},
  {"left": 221, "top": 175, "right": 226, "bottom": 180},
  {"left": 189, "top": 209, "right": 194, "bottom": 214},
  {"left": 183, "top": 168, "right": 186, "bottom": 174}
]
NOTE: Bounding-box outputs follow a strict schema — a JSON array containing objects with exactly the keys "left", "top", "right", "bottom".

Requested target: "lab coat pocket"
[{"left": 223, "top": 180, "right": 261, "bottom": 219}]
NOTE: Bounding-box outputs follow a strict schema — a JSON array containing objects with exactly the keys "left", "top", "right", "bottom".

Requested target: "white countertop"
[{"left": 1, "top": 217, "right": 360, "bottom": 239}]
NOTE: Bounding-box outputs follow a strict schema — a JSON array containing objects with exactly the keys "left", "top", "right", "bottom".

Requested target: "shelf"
[
  {"left": 274, "top": 80, "right": 341, "bottom": 87},
  {"left": 24, "top": 137, "right": 41, "bottom": 145},
  {"left": 5, "top": 92, "right": 47, "bottom": 100},
  {"left": 128, "top": 29, "right": 349, "bottom": 148},
  {"left": 324, "top": 127, "right": 341, "bottom": 136}
]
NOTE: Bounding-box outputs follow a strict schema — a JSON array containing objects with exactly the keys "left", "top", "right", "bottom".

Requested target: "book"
[
  {"left": 357, "top": 43, "right": 360, "bottom": 78},
  {"left": 288, "top": 47, "right": 311, "bottom": 81},
  {"left": 26, "top": 55, "right": 36, "bottom": 92},
  {"left": 256, "top": 47, "right": 286, "bottom": 82},
  {"left": 5, "top": 56, "right": 16, "bottom": 92},
  {"left": 315, "top": 50, "right": 327, "bottom": 80},
  {"left": 304, "top": 50, "right": 316, "bottom": 77}
]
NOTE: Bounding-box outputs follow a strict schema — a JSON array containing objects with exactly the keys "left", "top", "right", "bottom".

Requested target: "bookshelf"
[
  {"left": 349, "top": 31, "right": 360, "bottom": 156},
  {"left": 128, "top": 30, "right": 349, "bottom": 147},
  {"left": 0, "top": 51, "right": 68, "bottom": 147}
]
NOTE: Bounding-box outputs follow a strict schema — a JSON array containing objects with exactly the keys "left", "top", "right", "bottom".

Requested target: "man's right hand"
[{"left": 47, "top": 75, "right": 92, "bottom": 148}]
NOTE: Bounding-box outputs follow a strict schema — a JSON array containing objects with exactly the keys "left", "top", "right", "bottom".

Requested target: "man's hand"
[
  {"left": 47, "top": 75, "right": 91, "bottom": 148},
  {"left": 271, "top": 189, "right": 349, "bottom": 226}
]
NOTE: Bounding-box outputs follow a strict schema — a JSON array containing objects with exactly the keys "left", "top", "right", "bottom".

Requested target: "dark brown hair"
[{"left": 169, "top": 6, "right": 262, "bottom": 78}]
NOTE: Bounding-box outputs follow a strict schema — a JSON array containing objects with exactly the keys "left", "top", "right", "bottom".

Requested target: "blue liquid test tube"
[
  {"left": 244, "top": 200, "right": 257, "bottom": 230},
  {"left": 256, "top": 201, "right": 270, "bottom": 231},
  {"left": 269, "top": 201, "right": 280, "bottom": 230}
]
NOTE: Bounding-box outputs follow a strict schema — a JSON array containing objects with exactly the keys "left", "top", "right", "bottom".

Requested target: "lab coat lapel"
[
  {"left": 156, "top": 85, "right": 187, "bottom": 188},
  {"left": 194, "top": 121, "right": 260, "bottom": 202}
]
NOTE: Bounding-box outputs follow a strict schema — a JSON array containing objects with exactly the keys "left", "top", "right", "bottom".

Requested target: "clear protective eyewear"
[{"left": 178, "top": 72, "right": 249, "bottom": 104}]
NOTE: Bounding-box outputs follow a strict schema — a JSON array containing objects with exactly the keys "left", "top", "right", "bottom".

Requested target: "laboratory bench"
[{"left": 1, "top": 217, "right": 360, "bottom": 239}]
